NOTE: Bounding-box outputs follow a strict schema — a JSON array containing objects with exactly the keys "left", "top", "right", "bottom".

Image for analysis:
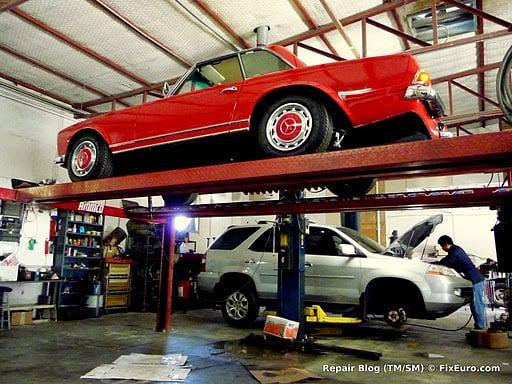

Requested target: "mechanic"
[{"left": 433, "top": 235, "right": 486, "bottom": 329}]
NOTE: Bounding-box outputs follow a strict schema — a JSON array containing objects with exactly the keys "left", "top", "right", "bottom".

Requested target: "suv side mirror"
[{"left": 340, "top": 244, "right": 358, "bottom": 256}]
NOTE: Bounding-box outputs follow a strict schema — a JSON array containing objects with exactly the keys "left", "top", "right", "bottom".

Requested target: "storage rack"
[{"left": 53, "top": 209, "right": 104, "bottom": 319}]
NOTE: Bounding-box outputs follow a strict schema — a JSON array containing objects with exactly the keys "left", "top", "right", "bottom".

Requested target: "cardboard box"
[
  {"left": 263, "top": 315, "right": 299, "bottom": 340},
  {"left": 11, "top": 311, "right": 33, "bottom": 326}
]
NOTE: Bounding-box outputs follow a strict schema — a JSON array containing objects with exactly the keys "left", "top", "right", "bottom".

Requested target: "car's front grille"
[{"left": 460, "top": 287, "right": 473, "bottom": 297}]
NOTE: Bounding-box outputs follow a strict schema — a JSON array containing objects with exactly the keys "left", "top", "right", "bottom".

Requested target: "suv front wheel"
[{"left": 221, "top": 287, "right": 259, "bottom": 327}]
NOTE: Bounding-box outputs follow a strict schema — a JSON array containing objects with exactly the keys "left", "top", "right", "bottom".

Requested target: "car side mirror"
[
  {"left": 162, "top": 82, "right": 172, "bottom": 97},
  {"left": 340, "top": 244, "right": 358, "bottom": 256}
]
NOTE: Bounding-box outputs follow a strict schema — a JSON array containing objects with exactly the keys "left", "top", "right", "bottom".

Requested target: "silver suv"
[{"left": 197, "top": 215, "right": 472, "bottom": 327}]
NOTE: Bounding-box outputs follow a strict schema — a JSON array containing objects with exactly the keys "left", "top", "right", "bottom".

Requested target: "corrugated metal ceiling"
[{"left": 0, "top": 0, "right": 509, "bottom": 123}]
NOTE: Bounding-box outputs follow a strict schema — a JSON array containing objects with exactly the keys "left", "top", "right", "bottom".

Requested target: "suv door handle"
[
  {"left": 305, "top": 262, "right": 313, "bottom": 267},
  {"left": 220, "top": 86, "right": 238, "bottom": 94},
  {"left": 244, "top": 258, "right": 256, "bottom": 264}
]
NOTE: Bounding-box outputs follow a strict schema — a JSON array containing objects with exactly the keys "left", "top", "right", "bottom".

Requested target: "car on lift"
[
  {"left": 56, "top": 45, "right": 447, "bottom": 199},
  {"left": 197, "top": 214, "right": 472, "bottom": 327}
]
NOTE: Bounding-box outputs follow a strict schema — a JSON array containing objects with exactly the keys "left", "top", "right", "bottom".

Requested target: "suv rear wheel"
[{"left": 221, "top": 287, "right": 259, "bottom": 327}]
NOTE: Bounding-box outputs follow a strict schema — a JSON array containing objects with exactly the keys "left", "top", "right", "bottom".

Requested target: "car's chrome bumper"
[
  {"left": 405, "top": 85, "right": 446, "bottom": 118},
  {"left": 54, "top": 155, "right": 65, "bottom": 165}
]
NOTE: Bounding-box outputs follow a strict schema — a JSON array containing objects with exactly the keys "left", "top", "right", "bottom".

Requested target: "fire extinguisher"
[{"left": 177, "top": 278, "right": 191, "bottom": 299}]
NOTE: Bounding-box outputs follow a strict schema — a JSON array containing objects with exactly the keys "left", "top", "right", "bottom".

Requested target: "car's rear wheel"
[
  {"left": 327, "top": 178, "right": 376, "bottom": 198},
  {"left": 221, "top": 287, "right": 259, "bottom": 327},
  {"left": 257, "top": 95, "right": 333, "bottom": 157},
  {"left": 67, "top": 134, "right": 113, "bottom": 181}
]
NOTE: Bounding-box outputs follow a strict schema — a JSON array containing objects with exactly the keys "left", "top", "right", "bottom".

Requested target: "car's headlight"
[{"left": 426, "top": 264, "right": 457, "bottom": 276}]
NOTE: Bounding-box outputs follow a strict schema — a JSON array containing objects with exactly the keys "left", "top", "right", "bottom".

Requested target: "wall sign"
[{"left": 78, "top": 201, "right": 105, "bottom": 214}]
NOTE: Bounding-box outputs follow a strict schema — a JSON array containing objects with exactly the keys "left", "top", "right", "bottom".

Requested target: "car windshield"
[{"left": 337, "top": 226, "right": 386, "bottom": 254}]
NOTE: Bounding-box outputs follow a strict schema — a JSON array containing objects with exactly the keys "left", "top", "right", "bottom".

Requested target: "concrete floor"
[{"left": 0, "top": 306, "right": 511, "bottom": 384}]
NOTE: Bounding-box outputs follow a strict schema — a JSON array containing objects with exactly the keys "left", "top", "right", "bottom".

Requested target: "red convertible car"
[{"left": 56, "top": 45, "right": 446, "bottom": 197}]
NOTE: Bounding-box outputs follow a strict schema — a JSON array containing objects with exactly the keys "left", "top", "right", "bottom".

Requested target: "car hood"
[{"left": 383, "top": 214, "right": 443, "bottom": 257}]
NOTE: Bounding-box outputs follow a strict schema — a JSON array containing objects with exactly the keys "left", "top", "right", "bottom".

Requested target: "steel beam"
[
  {"left": 277, "top": 0, "right": 413, "bottom": 47},
  {"left": 90, "top": 0, "right": 190, "bottom": 67},
  {"left": 319, "top": 0, "right": 360, "bottom": 58},
  {"left": 366, "top": 18, "right": 430, "bottom": 47},
  {"left": 194, "top": 0, "right": 250, "bottom": 49},
  {"left": 432, "top": 62, "right": 501, "bottom": 84},
  {"left": 296, "top": 42, "right": 345, "bottom": 61},
  {"left": 445, "top": 109, "right": 503, "bottom": 127},
  {"left": 127, "top": 187, "right": 512, "bottom": 219},
  {"left": 0, "top": 70, "right": 85, "bottom": 108},
  {"left": 11, "top": 8, "right": 150, "bottom": 86},
  {"left": 451, "top": 80, "right": 499, "bottom": 109},
  {"left": 0, "top": 43, "right": 130, "bottom": 108},
  {"left": 410, "top": 30, "right": 511, "bottom": 56},
  {"left": 383, "top": 0, "right": 411, "bottom": 50},
  {"left": 443, "top": 0, "right": 512, "bottom": 30},
  {"left": 15, "top": 131, "right": 512, "bottom": 204},
  {"left": 292, "top": 0, "right": 340, "bottom": 57},
  {"left": 74, "top": 79, "right": 176, "bottom": 109},
  {"left": 0, "top": 0, "right": 27, "bottom": 13}
]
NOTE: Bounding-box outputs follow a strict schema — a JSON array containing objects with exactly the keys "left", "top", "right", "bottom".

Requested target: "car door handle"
[
  {"left": 305, "top": 262, "right": 313, "bottom": 267},
  {"left": 244, "top": 258, "right": 256, "bottom": 264},
  {"left": 220, "top": 86, "right": 238, "bottom": 94}
]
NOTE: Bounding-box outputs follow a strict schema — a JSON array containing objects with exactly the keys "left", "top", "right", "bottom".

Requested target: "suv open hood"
[{"left": 384, "top": 214, "right": 443, "bottom": 257}]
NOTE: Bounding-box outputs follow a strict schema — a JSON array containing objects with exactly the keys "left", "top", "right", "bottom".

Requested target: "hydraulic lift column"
[
  {"left": 493, "top": 205, "right": 512, "bottom": 331},
  {"left": 276, "top": 191, "right": 306, "bottom": 340},
  {"left": 156, "top": 216, "right": 176, "bottom": 332}
]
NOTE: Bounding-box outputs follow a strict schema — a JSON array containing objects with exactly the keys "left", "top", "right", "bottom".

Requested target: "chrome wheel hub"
[
  {"left": 266, "top": 102, "right": 312, "bottom": 151},
  {"left": 71, "top": 140, "right": 97, "bottom": 177},
  {"left": 226, "top": 291, "right": 249, "bottom": 320}
]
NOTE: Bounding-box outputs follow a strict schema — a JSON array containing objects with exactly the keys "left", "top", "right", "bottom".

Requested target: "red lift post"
[{"left": 8, "top": 131, "right": 512, "bottom": 332}]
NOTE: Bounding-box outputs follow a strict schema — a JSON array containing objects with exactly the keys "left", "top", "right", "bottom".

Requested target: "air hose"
[{"left": 497, "top": 45, "right": 512, "bottom": 124}]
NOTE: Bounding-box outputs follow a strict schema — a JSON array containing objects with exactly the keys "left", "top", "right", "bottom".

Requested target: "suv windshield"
[{"left": 337, "top": 226, "right": 386, "bottom": 254}]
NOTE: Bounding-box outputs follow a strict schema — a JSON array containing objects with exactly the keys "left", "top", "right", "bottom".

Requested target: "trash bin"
[{"left": 86, "top": 281, "right": 104, "bottom": 318}]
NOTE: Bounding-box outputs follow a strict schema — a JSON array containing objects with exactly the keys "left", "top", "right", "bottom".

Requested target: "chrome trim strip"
[
  {"left": 337, "top": 88, "right": 373, "bottom": 98},
  {"left": 54, "top": 155, "right": 65, "bottom": 165},
  {"left": 110, "top": 119, "right": 249, "bottom": 149},
  {"left": 307, "top": 275, "right": 355, "bottom": 279},
  {"left": 111, "top": 126, "right": 249, "bottom": 154}
]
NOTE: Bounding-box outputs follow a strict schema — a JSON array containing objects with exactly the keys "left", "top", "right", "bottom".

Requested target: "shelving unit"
[{"left": 53, "top": 209, "right": 104, "bottom": 319}]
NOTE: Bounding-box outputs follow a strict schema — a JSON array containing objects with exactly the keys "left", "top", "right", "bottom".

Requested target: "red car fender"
[{"left": 238, "top": 80, "right": 355, "bottom": 130}]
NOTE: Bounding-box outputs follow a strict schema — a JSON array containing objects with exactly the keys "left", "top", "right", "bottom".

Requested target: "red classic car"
[{"left": 56, "top": 45, "right": 446, "bottom": 197}]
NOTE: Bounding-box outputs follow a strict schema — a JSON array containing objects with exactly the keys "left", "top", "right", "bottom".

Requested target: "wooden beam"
[{"left": 319, "top": 0, "right": 360, "bottom": 58}]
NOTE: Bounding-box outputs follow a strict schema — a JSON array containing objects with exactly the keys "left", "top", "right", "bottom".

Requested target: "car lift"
[{"left": 6, "top": 130, "right": 512, "bottom": 341}]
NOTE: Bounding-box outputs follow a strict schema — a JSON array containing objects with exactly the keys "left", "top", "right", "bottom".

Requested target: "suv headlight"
[{"left": 426, "top": 264, "right": 457, "bottom": 277}]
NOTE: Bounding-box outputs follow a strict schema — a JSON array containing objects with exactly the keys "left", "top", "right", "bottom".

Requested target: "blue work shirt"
[{"left": 435, "top": 245, "right": 484, "bottom": 284}]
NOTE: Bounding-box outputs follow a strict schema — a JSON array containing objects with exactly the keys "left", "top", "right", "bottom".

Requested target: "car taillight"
[
  {"left": 413, "top": 70, "right": 432, "bottom": 86},
  {"left": 426, "top": 264, "right": 457, "bottom": 277}
]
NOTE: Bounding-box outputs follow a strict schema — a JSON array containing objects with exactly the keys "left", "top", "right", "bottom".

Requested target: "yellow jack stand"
[{"left": 263, "top": 305, "right": 362, "bottom": 324}]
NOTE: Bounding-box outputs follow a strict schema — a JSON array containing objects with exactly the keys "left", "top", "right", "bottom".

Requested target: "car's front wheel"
[
  {"left": 257, "top": 95, "right": 333, "bottom": 157},
  {"left": 221, "top": 287, "right": 259, "bottom": 327},
  {"left": 67, "top": 134, "right": 113, "bottom": 181}
]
